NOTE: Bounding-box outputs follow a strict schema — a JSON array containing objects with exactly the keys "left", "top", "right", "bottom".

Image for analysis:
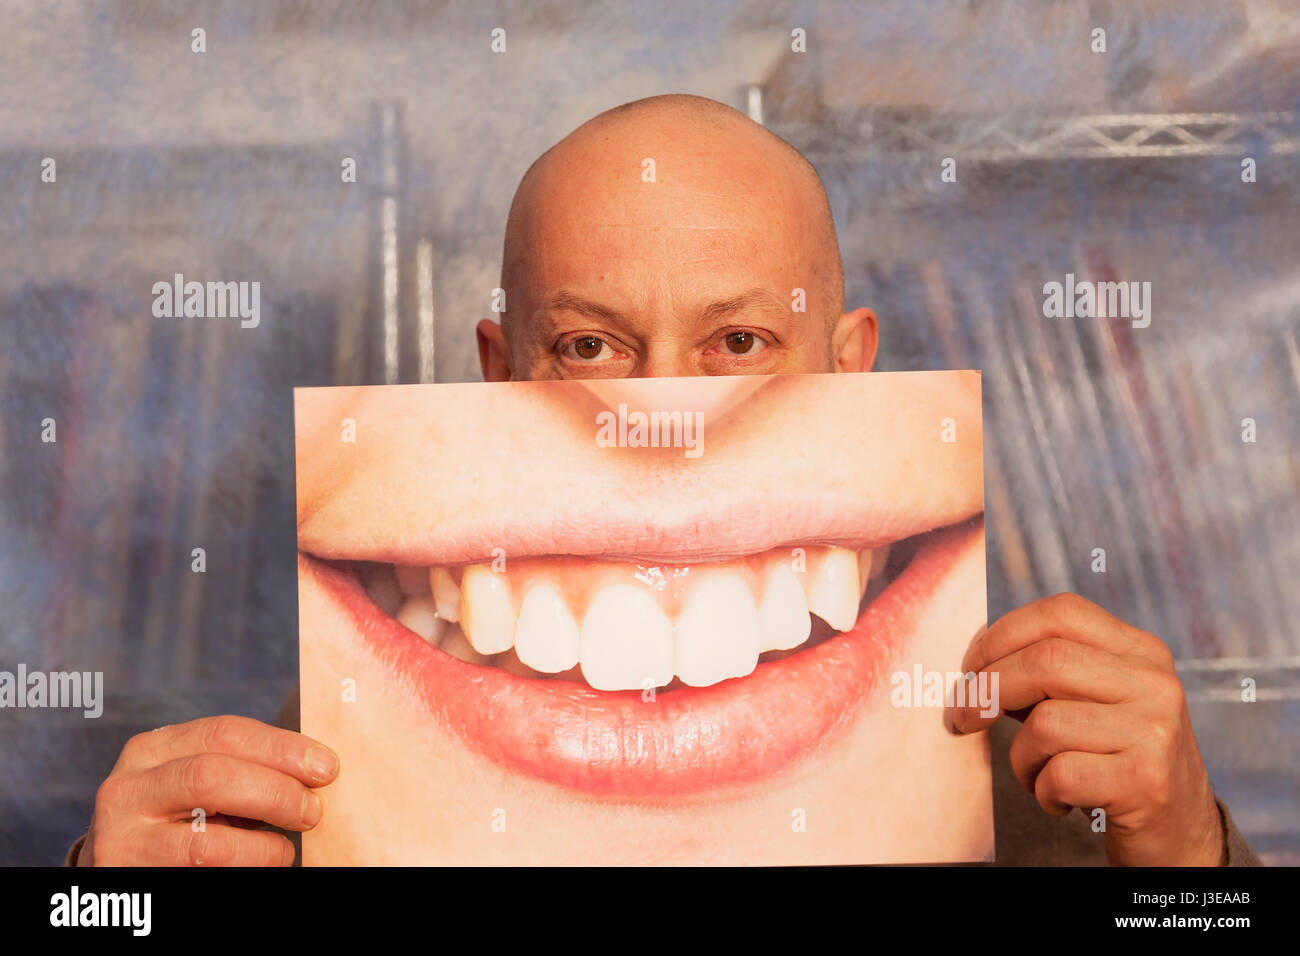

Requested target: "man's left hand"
[{"left": 951, "top": 592, "right": 1225, "bottom": 866}]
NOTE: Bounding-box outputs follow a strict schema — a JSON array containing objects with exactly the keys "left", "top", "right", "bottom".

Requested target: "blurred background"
[{"left": 1, "top": 0, "right": 1297, "bottom": 865}]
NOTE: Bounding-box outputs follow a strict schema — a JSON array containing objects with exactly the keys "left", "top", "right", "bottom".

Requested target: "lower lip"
[{"left": 308, "top": 523, "right": 969, "bottom": 799}]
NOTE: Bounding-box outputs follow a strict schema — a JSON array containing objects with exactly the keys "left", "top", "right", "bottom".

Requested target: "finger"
[
  {"left": 157, "top": 822, "right": 297, "bottom": 866},
  {"left": 1034, "top": 751, "right": 1127, "bottom": 817},
  {"left": 141, "top": 752, "right": 325, "bottom": 832},
  {"left": 951, "top": 638, "right": 1142, "bottom": 733},
  {"left": 86, "top": 819, "right": 295, "bottom": 866},
  {"left": 1008, "top": 700, "right": 1127, "bottom": 794},
  {"left": 117, "top": 715, "right": 339, "bottom": 786},
  {"left": 963, "top": 593, "right": 1172, "bottom": 673}
]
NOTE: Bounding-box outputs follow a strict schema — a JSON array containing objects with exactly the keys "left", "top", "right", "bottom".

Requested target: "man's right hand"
[{"left": 76, "top": 715, "right": 339, "bottom": 866}]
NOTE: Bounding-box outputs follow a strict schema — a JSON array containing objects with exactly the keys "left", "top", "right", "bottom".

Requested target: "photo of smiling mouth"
[
  {"left": 294, "top": 372, "right": 987, "bottom": 829},
  {"left": 299, "top": 515, "right": 978, "bottom": 799}
]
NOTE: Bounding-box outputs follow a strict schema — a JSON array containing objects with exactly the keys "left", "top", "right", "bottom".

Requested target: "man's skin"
[{"left": 77, "top": 94, "right": 1227, "bottom": 866}]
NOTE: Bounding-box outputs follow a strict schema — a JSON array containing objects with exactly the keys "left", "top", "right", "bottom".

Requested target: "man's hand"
[
  {"left": 950, "top": 593, "right": 1225, "bottom": 866},
  {"left": 77, "top": 715, "right": 339, "bottom": 866}
]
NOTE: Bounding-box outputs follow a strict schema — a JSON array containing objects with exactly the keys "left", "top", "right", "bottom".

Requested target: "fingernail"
[
  {"left": 301, "top": 789, "right": 323, "bottom": 827},
  {"left": 306, "top": 745, "right": 339, "bottom": 781}
]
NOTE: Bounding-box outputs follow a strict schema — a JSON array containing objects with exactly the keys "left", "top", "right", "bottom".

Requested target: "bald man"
[
  {"left": 477, "top": 95, "right": 867, "bottom": 382},
  {"left": 71, "top": 94, "right": 1258, "bottom": 867}
]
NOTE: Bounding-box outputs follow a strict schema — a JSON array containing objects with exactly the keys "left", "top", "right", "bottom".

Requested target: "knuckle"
[
  {"left": 1146, "top": 716, "right": 1184, "bottom": 768},
  {"left": 173, "top": 716, "right": 210, "bottom": 742},
  {"left": 1029, "top": 637, "right": 1072, "bottom": 676},
  {"left": 119, "top": 732, "right": 151, "bottom": 764},
  {"left": 1027, "top": 701, "right": 1064, "bottom": 742},
  {"left": 1142, "top": 631, "right": 1176, "bottom": 669},
  {"left": 201, "top": 715, "right": 245, "bottom": 753},
  {"left": 1135, "top": 758, "right": 1172, "bottom": 807},
  {"left": 93, "top": 773, "right": 128, "bottom": 812},
  {"left": 1042, "top": 591, "right": 1088, "bottom": 624},
  {"left": 1145, "top": 714, "right": 1178, "bottom": 753},
  {"left": 1148, "top": 670, "right": 1186, "bottom": 710},
  {"left": 181, "top": 754, "right": 227, "bottom": 799}
]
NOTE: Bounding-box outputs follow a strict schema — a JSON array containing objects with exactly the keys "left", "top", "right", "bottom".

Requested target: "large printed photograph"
[{"left": 295, "top": 372, "right": 991, "bottom": 864}]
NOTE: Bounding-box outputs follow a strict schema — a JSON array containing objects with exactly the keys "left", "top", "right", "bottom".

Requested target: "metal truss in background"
[{"left": 783, "top": 111, "right": 1300, "bottom": 162}]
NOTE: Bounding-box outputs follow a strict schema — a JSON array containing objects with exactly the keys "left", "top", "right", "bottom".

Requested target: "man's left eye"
[
  {"left": 721, "top": 331, "right": 765, "bottom": 356},
  {"left": 564, "top": 336, "right": 615, "bottom": 361}
]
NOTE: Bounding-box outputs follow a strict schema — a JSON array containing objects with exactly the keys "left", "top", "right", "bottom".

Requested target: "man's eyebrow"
[
  {"left": 697, "top": 287, "right": 788, "bottom": 324},
  {"left": 544, "top": 291, "right": 624, "bottom": 323},
  {"left": 543, "top": 287, "right": 788, "bottom": 325}
]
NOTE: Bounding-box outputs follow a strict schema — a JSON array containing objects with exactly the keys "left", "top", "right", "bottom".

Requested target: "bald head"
[{"left": 478, "top": 94, "right": 874, "bottom": 381}]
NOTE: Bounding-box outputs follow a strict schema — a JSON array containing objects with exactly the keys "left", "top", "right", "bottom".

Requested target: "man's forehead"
[
  {"left": 512, "top": 163, "right": 811, "bottom": 288},
  {"left": 536, "top": 220, "right": 775, "bottom": 267}
]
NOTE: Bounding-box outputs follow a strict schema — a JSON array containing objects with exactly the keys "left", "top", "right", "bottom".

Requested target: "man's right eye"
[{"left": 564, "top": 336, "right": 614, "bottom": 362}]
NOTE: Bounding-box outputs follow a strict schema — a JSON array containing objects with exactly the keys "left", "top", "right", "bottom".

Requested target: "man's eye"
[
  {"left": 721, "top": 331, "right": 765, "bottom": 356},
  {"left": 565, "top": 336, "right": 614, "bottom": 361}
]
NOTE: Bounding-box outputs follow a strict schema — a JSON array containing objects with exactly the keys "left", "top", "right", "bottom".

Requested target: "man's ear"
[
  {"left": 476, "top": 318, "right": 513, "bottom": 382},
  {"left": 832, "top": 307, "right": 878, "bottom": 373}
]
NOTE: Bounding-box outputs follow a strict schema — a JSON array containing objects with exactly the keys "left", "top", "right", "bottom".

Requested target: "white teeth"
[
  {"left": 580, "top": 585, "right": 674, "bottom": 692},
  {"left": 394, "top": 564, "right": 431, "bottom": 596},
  {"left": 674, "top": 574, "right": 760, "bottom": 687},
  {"left": 395, "top": 594, "right": 446, "bottom": 644},
  {"left": 439, "top": 626, "right": 491, "bottom": 666},
  {"left": 362, "top": 565, "right": 403, "bottom": 616},
  {"left": 805, "top": 547, "right": 862, "bottom": 632},
  {"left": 513, "top": 583, "right": 580, "bottom": 674},
  {"left": 756, "top": 561, "right": 811, "bottom": 652},
  {"left": 459, "top": 564, "right": 515, "bottom": 655},
  {"left": 402, "top": 542, "right": 883, "bottom": 689},
  {"left": 430, "top": 566, "right": 461, "bottom": 623}
]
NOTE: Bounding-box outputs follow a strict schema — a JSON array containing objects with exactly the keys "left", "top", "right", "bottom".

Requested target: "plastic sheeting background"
[{"left": 1, "top": 0, "right": 1297, "bottom": 864}]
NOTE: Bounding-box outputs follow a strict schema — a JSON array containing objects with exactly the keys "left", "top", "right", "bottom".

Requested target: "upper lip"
[{"left": 300, "top": 494, "right": 978, "bottom": 568}]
